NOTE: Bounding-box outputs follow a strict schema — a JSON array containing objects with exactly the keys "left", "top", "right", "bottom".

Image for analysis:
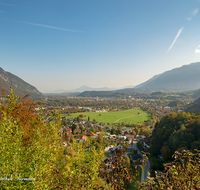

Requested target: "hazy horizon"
[{"left": 1, "top": 0, "right": 200, "bottom": 93}]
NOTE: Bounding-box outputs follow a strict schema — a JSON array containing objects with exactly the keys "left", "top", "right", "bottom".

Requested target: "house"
[
  {"left": 104, "top": 145, "right": 114, "bottom": 152},
  {"left": 89, "top": 132, "right": 98, "bottom": 138},
  {"left": 135, "top": 135, "right": 145, "bottom": 140},
  {"left": 110, "top": 146, "right": 124, "bottom": 153},
  {"left": 80, "top": 135, "right": 87, "bottom": 142},
  {"left": 58, "top": 128, "right": 63, "bottom": 134},
  {"left": 139, "top": 137, "right": 150, "bottom": 149},
  {"left": 77, "top": 129, "right": 82, "bottom": 133},
  {"left": 65, "top": 128, "right": 72, "bottom": 133},
  {"left": 130, "top": 154, "right": 143, "bottom": 165},
  {"left": 125, "top": 134, "right": 135, "bottom": 139},
  {"left": 81, "top": 121, "right": 86, "bottom": 125},
  {"left": 109, "top": 135, "right": 116, "bottom": 139},
  {"left": 62, "top": 142, "right": 67, "bottom": 146},
  {"left": 119, "top": 136, "right": 126, "bottom": 140}
]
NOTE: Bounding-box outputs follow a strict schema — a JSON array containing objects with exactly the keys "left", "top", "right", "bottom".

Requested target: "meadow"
[{"left": 65, "top": 109, "right": 151, "bottom": 124}]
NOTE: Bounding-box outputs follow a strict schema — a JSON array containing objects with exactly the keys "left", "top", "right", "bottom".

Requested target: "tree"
[
  {"left": 71, "top": 124, "right": 77, "bottom": 134},
  {"left": 77, "top": 116, "right": 81, "bottom": 122},
  {"left": 0, "top": 89, "right": 64, "bottom": 189},
  {"left": 111, "top": 127, "right": 116, "bottom": 135},
  {"left": 160, "top": 146, "right": 171, "bottom": 162},
  {"left": 90, "top": 126, "right": 95, "bottom": 132},
  {"left": 0, "top": 89, "right": 105, "bottom": 189},
  {"left": 73, "top": 129, "right": 77, "bottom": 134},
  {"left": 116, "top": 128, "right": 122, "bottom": 135},
  {"left": 99, "top": 146, "right": 147, "bottom": 190},
  {"left": 135, "top": 127, "right": 139, "bottom": 135},
  {"left": 141, "top": 150, "right": 200, "bottom": 189},
  {"left": 98, "top": 135, "right": 103, "bottom": 143}
]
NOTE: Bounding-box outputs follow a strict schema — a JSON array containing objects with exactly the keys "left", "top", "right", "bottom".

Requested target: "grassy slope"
[{"left": 65, "top": 109, "right": 151, "bottom": 124}]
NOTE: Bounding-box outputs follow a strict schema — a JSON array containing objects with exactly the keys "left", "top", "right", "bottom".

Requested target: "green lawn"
[{"left": 65, "top": 109, "right": 151, "bottom": 124}]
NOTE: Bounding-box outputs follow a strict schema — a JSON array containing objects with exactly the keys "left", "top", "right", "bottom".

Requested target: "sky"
[{"left": 1, "top": 0, "right": 200, "bottom": 93}]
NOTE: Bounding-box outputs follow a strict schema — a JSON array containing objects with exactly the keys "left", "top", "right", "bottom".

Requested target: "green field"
[{"left": 65, "top": 109, "right": 151, "bottom": 124}]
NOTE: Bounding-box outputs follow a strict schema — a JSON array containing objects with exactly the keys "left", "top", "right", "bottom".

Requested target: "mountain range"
[
  {"left": 52, "top": 85, "right": 135, "bottom": 93},
  {"left": 78, "top": 62, "right": 200, "bottom": 97},
  {"left": 0, "top": 67, "right": 43, "bottom": 99},
  {"left": 1, "top": 61, "right": 200, "bottom": 99},
  {"left": 133, "top": 62, "right": 200, "bottom": 92}
]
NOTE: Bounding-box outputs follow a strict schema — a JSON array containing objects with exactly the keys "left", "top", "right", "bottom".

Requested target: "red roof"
[
  {"left": 80, "top": 135, "right": 87, "bottom": 140},
  {"left": 125, "top": 134, "right": 135, "bottom": 138},
  {"left": 66, "top": 128, "right": 72, "bottom": 131},
  {"left": 89, "top": 132, "right": 98, "bottom": 137}
]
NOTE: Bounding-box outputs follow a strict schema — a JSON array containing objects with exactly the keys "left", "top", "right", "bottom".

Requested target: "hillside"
[
  {"left": 134, "top": 62, "right": 200, "bottom": 92},
  {"left": 185, "top": 97, "right": 200, "bottom": 113},
  {"left": 78, "top": 91, "right": 128, "bottom": 97},
  {"left": 0, "top": 67, "right": 44, "bottom": 99},
  {"left": 191, "top": 88, "right": 200, "bottom": 99},
  {"left": 150, "top": 112, "right": 200, "bottom": 172}
]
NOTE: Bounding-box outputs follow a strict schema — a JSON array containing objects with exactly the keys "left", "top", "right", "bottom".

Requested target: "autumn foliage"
[
  {"left": 0, "top": 88, "right": 43, "bottom": 146},
  {"left": 142, "top": 150, "right": 200, "bottom": 189}
]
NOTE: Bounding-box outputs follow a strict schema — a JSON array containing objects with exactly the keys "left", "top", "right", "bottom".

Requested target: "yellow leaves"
[
  {"left": 0, "top": 89, "right": 108, "bottom": 189},
  {"left": 174, "top": 171, "right": 178, "bottom": 175}
]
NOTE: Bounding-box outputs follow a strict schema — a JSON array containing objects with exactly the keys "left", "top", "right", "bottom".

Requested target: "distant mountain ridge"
[
  {"left": 52, "top": 85, "right": 135, "bottom": 93},
  {"left": 0, "top": 67, "right": 43, "bottom": 99},
  {"left": 134, "top": 62, "right": 200, "bottom": 92}
]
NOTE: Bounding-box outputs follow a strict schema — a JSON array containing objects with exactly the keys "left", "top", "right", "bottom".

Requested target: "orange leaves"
[{"left": 0, "top": 88, "right": 44, "bottom": 147}]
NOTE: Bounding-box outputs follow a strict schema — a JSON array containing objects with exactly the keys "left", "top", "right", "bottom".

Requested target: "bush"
[{"left": 141, "top": 150, "right": 200, "bottom": 189}]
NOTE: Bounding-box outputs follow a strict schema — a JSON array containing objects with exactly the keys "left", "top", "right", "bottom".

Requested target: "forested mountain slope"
[
  {"left": 151, "top": 112, "right": 200, "bottom": 164},
  {"left": 185, "top": 97, "right": 200, "bottom": 113}
]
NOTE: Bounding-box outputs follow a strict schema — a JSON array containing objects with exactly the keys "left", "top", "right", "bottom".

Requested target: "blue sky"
[{"left": 0, "top": 0, "right": 200, "bottom": 93}]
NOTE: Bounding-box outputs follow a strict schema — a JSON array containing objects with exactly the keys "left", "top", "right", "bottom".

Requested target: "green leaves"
[
  {"left": 0, "top": 89, "right": 138, "bottom": 189},
  {"left": 142, "top": 150, "right": 200, "bottom": 189}
]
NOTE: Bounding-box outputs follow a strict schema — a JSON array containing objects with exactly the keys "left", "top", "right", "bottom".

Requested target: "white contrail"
[
  {"left": 0, "top": 3, "right": 16, "bottom": 6},
  {"left": 187, "top": 8, "right": 199, "bottom": 21},
  {"left": 195, "top": 45, "right": 200, "bottom": 53},
  {"left": 3, "top": 18, "right": 85, "bottom": 33},
  {"left": 192, "top": 8, "right": 198, "bottom": 16},
  {"left": 167, "top": 27, "right": 184, "bottom": 53}
]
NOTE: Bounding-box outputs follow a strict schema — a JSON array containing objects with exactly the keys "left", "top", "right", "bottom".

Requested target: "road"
[{"left": 132, "top": 140, "right": 151, "bottom": 181}]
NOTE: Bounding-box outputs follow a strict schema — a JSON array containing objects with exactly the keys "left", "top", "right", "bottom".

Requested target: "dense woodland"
[
  {"left": 150, "top": 112, "right": 200, "bottom": 174},
  {"left": 185, "top": 97, "right": 200, "bottom": 113}
]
